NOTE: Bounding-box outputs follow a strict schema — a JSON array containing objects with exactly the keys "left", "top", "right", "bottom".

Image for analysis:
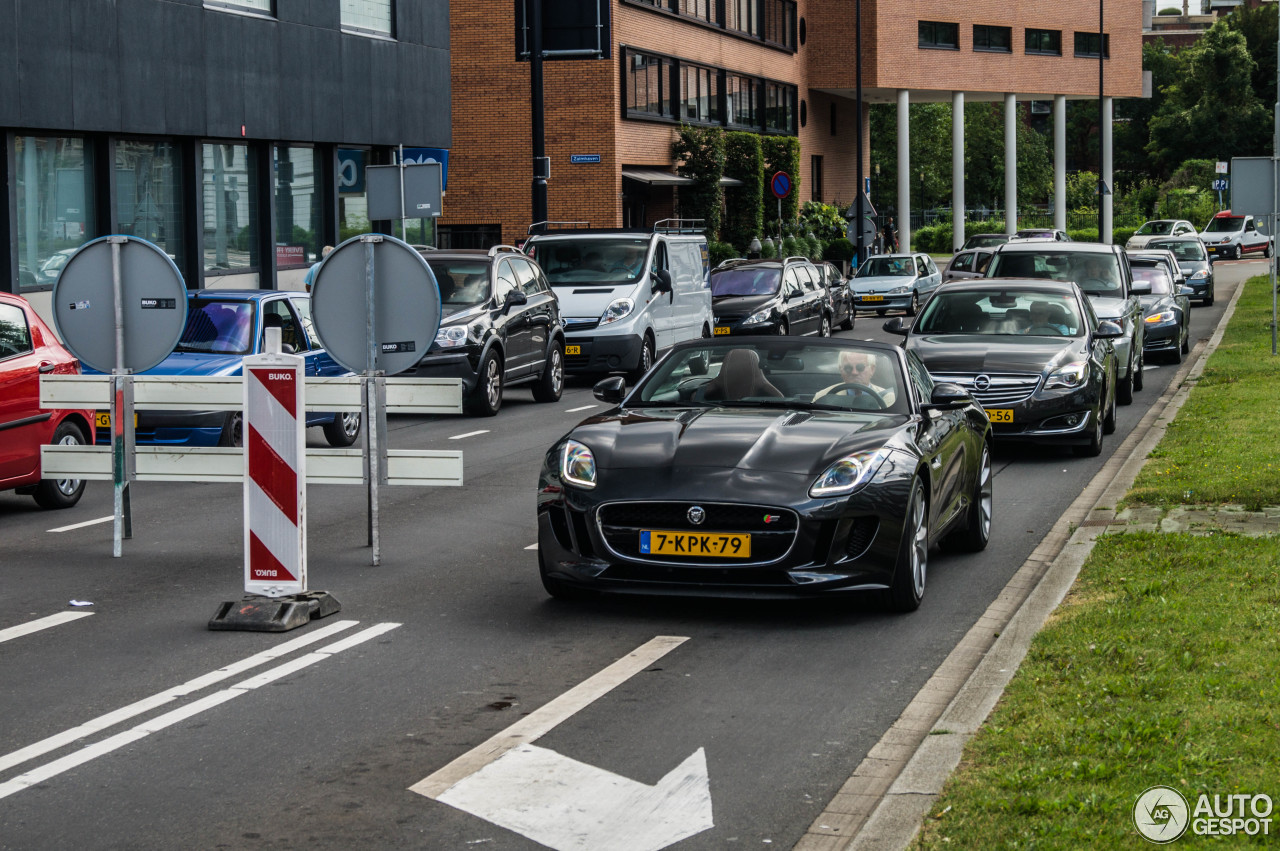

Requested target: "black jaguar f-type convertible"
[{"left": 536, "top": 337, "right": 993, "bottom": 612}]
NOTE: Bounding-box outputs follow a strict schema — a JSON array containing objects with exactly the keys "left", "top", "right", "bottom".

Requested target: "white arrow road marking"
[
  {"left": 0, "top": 612, "right": 93, "bottom": 644},
  {"left": 411, "top": 636, "right": 710, "bottom": 850},
  {"left": 439, "top": 744, "right": 712, "bottom": 851}
]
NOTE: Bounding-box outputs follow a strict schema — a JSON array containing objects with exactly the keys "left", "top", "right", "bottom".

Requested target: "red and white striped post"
[{"left": 242, "top": 347, "right": 306, "bottom": 598}]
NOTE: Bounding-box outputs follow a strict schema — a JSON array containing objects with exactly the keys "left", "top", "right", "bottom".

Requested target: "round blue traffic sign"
[{"left": 770, "top": 171, "right": 792, "bottom": 199}]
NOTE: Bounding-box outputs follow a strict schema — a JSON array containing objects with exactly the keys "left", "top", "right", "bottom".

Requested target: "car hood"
[
  {"left": 552, "top": 285, "right": 632, "bottom": 318},
  {"left": 712, "top": 293, "right": 779, "bottom": 315},
  {"left": 1199, "top": 231, "right": 1239, "bottom": 242},
  {"left": 906, "top": 334, "right": 1081, "bottom": 374},
  {"left": 1084, "top": 294, "right": 1126, "bottom": 320},
  {"left": 141, "top": 352, "right": 246, "bottom": 376},
  {"left": 1179, "top": 261, "right": 1208, "bottom": 274},
  {"left": 569, "top": 407, "right": 912, "bottom": 475},
  {"left": 1140, "top": 295, "right": 1176, "bottom": 315},
  {"left": 850, "top": 275, "right": 916, "bottom": 292}
]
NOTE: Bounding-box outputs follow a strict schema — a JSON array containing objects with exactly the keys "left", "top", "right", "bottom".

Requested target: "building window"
[
  {"left": 919, "top": 21, "right": 959, "bottom": 50},
  {"left": 204, "top": 0, "right": 273, "bottom": 15},
  {"left": 1074, "top": 31, "right": 1109, "bottom": 58},
  {"left": 680, "top": 64, "right": 720, "bottom": 124},
  {"left": 829, "top": 102, "right": 837, "bottom": 136},
  {"left": 677, "top": 0, "right": 713, "bottom": 23},
  {"left": 342, "top": 0, "right": 393, "bottom": 38},
  {"left": 202, "top": 143, "right": 258, "bottom": 274},
  {"left": 115, "top": 140, "right": 183, "bottom": 272},
  {"left": 726, "top": 74, "right": 758, "bottom": 128},
  {"left": 626, "top": 51, "right": 674, "bottom": 119},
  {"left": 973, "top": 25, "right": 1011, "bottom": 53},
  {"left": 764, "top": 81, "right": 796, "bottom": 134},
  {"left": 762, "top": 0, "right": 795, "bottom": 49},
  {"left": 273, "top": 145, "right": 322, "bottom": 269},
  {"left": 14, "top": 136, "right": 96, "bottom": 292},
  {"left": 811, "top": 155, "right": 824, "bottom": 204},
  {"left": 337, "top": 148, "right": 374, "bottom": 241},
  {"left": 726, "top": 0, "right": 759, "bottom": 37},
  {"left": 438, "top": 224, "right": 502, "bottom": 250},
  {"left": 1025, "top": 28, "right": 1062, "bottom": 55}
]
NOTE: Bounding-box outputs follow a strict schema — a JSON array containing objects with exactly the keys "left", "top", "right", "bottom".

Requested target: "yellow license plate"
[
  {"left": 713, "top": 326, "right": 731, "bottom": 335},
  {"left": 95, "top": 412, "right": 138, "bottom": 428},
  {"left": 861, "top": 294, "right": 884, "bottom": 302},
  {"left": 565, "top": 345, "right": 581, "bottom": 355},
  {"left": 985, "top": 408, "right": 1014, "bottom": 423},
  {"left": 640, "top": 529, "right": 751, "bottom": 558}
]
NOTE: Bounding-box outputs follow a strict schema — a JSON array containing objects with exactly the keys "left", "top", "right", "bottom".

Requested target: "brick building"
[{"left": 444, "top": 1, "right": 1142, "bottom": 250}]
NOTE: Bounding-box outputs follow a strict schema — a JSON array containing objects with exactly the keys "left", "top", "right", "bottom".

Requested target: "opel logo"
[
  {"left": 974, "top": 374, "right": 991, "bottom": 392},
  {"left": 687, "top": 506, "right": 706, "bottom": 525}
]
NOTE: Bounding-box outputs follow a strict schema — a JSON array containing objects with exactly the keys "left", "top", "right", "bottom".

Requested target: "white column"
[
  {"left": 952, "top": 91, "right": 965, "bottom": 253},
  {"left": 897, "top": 89, "right": 911, "bottom": 252},
  {"left": 1054, "top": 95, "right": 1067, "bottom": 232},
  {"left": 1005, "top": 93, "right": 1017, "bottom": 235},
  {"left": 1102, "top": 96, "right": 1113, "bottom": 244}
]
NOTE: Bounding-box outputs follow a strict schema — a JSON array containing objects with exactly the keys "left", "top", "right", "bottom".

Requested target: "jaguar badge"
[{"left": 687, "top": 506, "right": 706, "bottom": 525}]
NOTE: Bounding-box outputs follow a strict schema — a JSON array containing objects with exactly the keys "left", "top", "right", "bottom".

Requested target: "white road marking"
[
  {"left": 0, "top": 619, "right": 360, "bottom": 775},
  {"left": 0, "top": 622, "right": 399, "bottom": 801},
  {"left": 566, "top": 404, "right": 598, "bottom": 413},
  {"left": 411, "top": 635, "right": 689, "bottom": 799},
  {"left": 449, "top": 430, "right": 490, "bottom": 440},
  {"left": 524, "top": 544, "right": 538, "bottom": 550},
  {"left": 47, "top": 515, "right": 113, "bottom": 533},
  {"left": 0, "top": 612, "right": 94, "bottom": 645}
]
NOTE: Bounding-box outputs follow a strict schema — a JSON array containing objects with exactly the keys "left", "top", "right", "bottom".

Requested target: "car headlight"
[
  {"left": 886, "top": 285, "right": 910, "bottom": 295},
  {"left": 1189, "top": 269, "right": 1208, "bottom": 280},
  {"left": 1145, "top": 310, "right": 1176, "bottom": 326},
  {"left": 809, "top": 448, "right": 892, "bottom": 498},
  {"left": 1220, "top": 237, "right": 1232, "bottom": 244},
  {"left": 743, "top": 306, "right": 774, "bottom": 325},
  {"left": 600, "top": 298, "right": 635, "bottom": 325},
  {"left": 434, "top": 325, "right": 468, "bottom": 348},
  {"left": 1045, "top": 360, "right": 1088, "bottom": 390},
  {"left": 560, "top": 440, "right": 597, "bottom": 489}
]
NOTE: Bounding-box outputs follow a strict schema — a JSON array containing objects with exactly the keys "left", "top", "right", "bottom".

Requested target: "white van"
[{"left": 523, "top": 222, "right": 713, "bottom": 379}]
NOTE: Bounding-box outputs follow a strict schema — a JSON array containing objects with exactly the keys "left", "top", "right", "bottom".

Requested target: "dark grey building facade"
[{"left": 1, "top": 0, "right": 450, "bottom": 300}]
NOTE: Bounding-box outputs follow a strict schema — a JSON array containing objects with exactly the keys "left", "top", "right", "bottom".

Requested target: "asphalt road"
[{"left": 0, "top": 261, "right": 1256, "bottom": 850}]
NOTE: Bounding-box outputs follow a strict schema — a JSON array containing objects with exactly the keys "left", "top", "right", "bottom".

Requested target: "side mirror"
[
  {"left": 504, "top": 289, "right": 528, "bottom": 311},
  {"left": 883, "top": 316, "right": 909, "bottom": 336},
  {"left": 1095, "top": 319, "right": 1124, "bottom": 339},
  {"left": 1207, "top": 254, "right": 1216, "bottom": 264},
  {"left": 593, "top": 375, "right": 627, "bottom": 405},
  {"left": 652, "top": 269, "right": 673, "bottom": 294},
  {"left": 1129, "top": 280, "right": 1152, "bottom": 296},
  {"left": 924, "top": 382, "right": 972, "bottom": 411},
  {"left": 1178, "top": 285, "right": 1195, "bottom": 296}
]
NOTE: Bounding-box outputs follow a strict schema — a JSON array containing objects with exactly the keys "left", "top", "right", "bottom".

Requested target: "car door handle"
[{"left": 38, "top": 362, "right": 56, "bottom": 374}]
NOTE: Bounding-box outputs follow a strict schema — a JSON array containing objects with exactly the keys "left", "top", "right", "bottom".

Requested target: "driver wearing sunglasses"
[{"left": 814, "top": 350, "right": 897, "bottom": 405}]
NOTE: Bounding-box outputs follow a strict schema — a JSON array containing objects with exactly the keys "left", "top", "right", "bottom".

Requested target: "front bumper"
[
  {"left": 93, "top": 410, "right": 227, "bottom": 447},
  {"left": 562, "top": 333, "right": 644, "bottom": 374},
  {"left": 1184, "top": 278, "right": 1213, "bottom": 301},
  {"left": 405, "top": 349, "right": 482, "bottom": 396},
  {"left": 851, "top": 293, "right": 911, "bottom": 311},
  {"left": 1142, "top": 322, "right": 1180, "bottom": 353},
  {"left": 977, "top": 386, "right": 1103, "bottom": 447},
  {"left": 712, "top": 316, "right": 783, "bottom": 336}
]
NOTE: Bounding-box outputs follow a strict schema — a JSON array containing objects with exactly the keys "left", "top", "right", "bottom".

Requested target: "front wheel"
[
  {"left": 466, "top": 350, "right": 504, "bottom": 416},
  {"left": 628, "top": 334, "right": 655, "bottom": 383},
  {"left": 219, "top": 411, "right": 244, "bottom": 447},
  {"left": 907, "top": 291, "right": 920, "bottom": 317},
  {"left": 1073, "top": 410, "right": 1104, "bottom": 457},
  {"left": 532, "top": 344, "right": 564, "bottom": 403},
  {"left": 1116, "top": 356, "right": 1135, "bottom": 405},
  {"left": 840, "top": 310, "right": 854, "bottom": 331},
  {"left": 1264, "top": 242, "right": 1272, "bottom": 259},
  {"left": 1132, "top": 347, "right": 1145, "bottom": 391},
  {"left": 1102, "top": 378, "right": 1117, "bottom": 435},
  {"left": 323, "top": 411, "right": 361, "bottom": 446},
  {"left": 33, "top": 421, "right": 88, "bottom": 509},
  {"left": 775, "top": 320, "right": 789, "bottom": 336},
  {"left": 818, "top": 315, "right": 832, "bottom": 337},
  {"left": 881, "top": 478, "right": 928, "bottom": 612}
]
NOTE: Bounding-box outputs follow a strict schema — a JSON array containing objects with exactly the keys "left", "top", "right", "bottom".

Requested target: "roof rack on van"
[
  {"left": 653, "top": 218, "right": 705, "bottom": 235},
  {"left": 527, "top": 221, "right": 591, "bottom": 235},
  {"left": 487, "top": 244, "right": 526, "bottom": 256},
  {"left": 410, "top": 244, "right": 436, "bottom": 251},
  {"left": 783, "top": 256, "right": 811, "bottom": 263}
]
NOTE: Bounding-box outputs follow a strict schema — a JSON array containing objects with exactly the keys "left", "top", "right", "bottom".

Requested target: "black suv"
[
  {"left": 709, "top": 256, "right": 835, "bottom": 337},
  {"left": 406, "top": 246, "right": 566, "bottom": 416}
]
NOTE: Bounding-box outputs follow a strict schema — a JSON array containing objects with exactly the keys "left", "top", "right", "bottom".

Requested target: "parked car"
[
  {"left": 0, "top": 292, "right": 95, "bottom": 508},
  {"left": 1012, "top": 228, "right": 1070, "bottom": 242},
  {"left": 815, "top": 261, "right": 855, "bottom": 330},
  {"left": 1125, "top": 219, "right": 1197, "bottom": 250},
  {"left": 961, "top": 233, "right": 1010, "bottom": 251},
  {"left": 34, "top": 248, "right": 78, "bottom": 285},
  {"left": 89, "top": 291, "right": 360, "bottom": 447},
  {"left": 985, "top": 241, "right": 1146, "bottom": 404},
  {"left": 942, "top": 248, "right": 994, "bottom": 282},
  {"left": 709, "top": 257, "right": 834, "bottom": 337},
  {"left": 1147, "top": 237, "right": 1214, "bottom": 304},
  {"left": 848, "top": 253, "right": 942, "bottom": 316},
  {"left": 404, "top": 245, "right": 565, "bottom": 416},
  {"left": 885, "top": 279, "right": 1121, "bottom": 456},
  {"left": 523, "top": 223, "right": 712, "bottom": 381},
  {"left": 1127, "top": 259, "right": 1192, "bottom": 364},
  {"left": 1199, "top": 210, "right": 1273, "bottom": 260},
  {"left": 537, "top": 337, "right": 993, "bottom": 611}
]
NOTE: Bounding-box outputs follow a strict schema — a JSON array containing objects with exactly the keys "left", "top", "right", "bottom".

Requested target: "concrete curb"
[{"left": 793, "top": 274, "right": 1251, "bottom": 851}]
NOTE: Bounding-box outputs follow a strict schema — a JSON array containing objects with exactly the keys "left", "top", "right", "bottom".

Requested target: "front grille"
[
  {"left": 564, "top": 336, "right": 593, "bottom": 369},
  {"left": 564, "top": 317, "right": 600, "bottom": 332},
  {"left": 597, "top": 501, "right": 798, "bottom": 565},
  {"left": 930, "top": 372, "right": 1041, "bottom": 406}
]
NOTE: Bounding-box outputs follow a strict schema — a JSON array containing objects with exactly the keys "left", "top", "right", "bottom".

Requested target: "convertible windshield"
[
  {"left": 525, "top": 237, "right": 649, "bottom": 285},
  {"left": 634, "top": 341, "right": 909, "bottom": 414},
  {"left": 1204, "top": 216, "right": 1243, "bottom": 233},
  {"left": 175, "top": 299, "right": 256, "bottom": 355},
  {"left": 987, "top": 251, "right": 1124, "bottom": 296},
  {"left": 1135, "top": 221, "right": 1175, "bottom": 235},
  {"left": 426, "top": 260, "right": 492, "bottom": 312},
  {"left": 914, "top": 290, "right": 1084, "bottom": 337},
  {"left": 856, "top": 257, "right": 914, "bottom": 277},
  {"left": 1148, "top": 239, "right": 1206, "bottom": 261},
  {"left": 1132, "top": 268, "right": 1173, "bottom": 295},
  {"left": 710, "top": 267, "right": 781, "bottom": 297}
]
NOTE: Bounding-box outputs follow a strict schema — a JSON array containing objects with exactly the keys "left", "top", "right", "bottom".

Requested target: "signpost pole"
[
  {"left": 398, "top": 144, "right": 407, "bottom": 242},
  {"left": 361, "top": 235, "right": 383, "bottom": 565},
  {"left": 108, "top": 236, "right": 133, "bottom": 558}
]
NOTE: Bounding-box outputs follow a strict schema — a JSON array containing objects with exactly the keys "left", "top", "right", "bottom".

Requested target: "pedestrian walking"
[
  {"left": 303, "top": 245, "right": 333, "bottom": 292},
  {"left": 884, "top": 217, "right": 898, "bottom": 252}
]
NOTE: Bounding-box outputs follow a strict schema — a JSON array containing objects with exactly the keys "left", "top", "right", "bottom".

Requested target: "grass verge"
[{"left": 1128, "top": 274, "right": 1280, "bottom": 507}]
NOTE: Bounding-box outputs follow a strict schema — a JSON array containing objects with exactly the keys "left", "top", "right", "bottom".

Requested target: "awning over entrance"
[{"left": 622, "top": 168, "right": 743, "bottom": 187}]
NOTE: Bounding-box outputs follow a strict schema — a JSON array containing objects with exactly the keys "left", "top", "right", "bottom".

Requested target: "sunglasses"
[{"left": 841, "top": 362, "right": 870, "bottom": 373}]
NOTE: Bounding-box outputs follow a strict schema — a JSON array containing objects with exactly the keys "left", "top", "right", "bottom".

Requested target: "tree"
[
  {"left": 1147, "top": 24, "right": 1271, "bottom": 174},
  {"left": 1223, "top": 2, "right": 1278, "bottom": 127},
  {"left": 1115, "top": 39, "right": 1182, "bottom": 182},
  {"left": 672, "top": 125, "right": 725, "bottom": 238}
]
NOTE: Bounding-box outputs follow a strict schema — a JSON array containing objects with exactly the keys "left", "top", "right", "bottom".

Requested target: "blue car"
[{"left": 90, "top": 290, "right": 361, "bottom": 447}]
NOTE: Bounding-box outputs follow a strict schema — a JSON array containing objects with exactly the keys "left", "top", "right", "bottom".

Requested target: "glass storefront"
[
  {"left": 201, "top": 142, "right": 258, "bottom": 273},
  {"left": 338, "top": 147, "right": 373, "bottom": 242},
  {"left": 273, "top": 145, "right": 322, "bottom": 268},
  {"left": 115, "top": 139, "right": 184, "bottom": 268},
  {"left": 15, "top": 136, "right": 95, "bottom": 291}
]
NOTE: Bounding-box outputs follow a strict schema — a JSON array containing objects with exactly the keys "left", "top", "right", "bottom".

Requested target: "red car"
[{"left": 0, "top": 292, "right": 95, "bottom": 509}]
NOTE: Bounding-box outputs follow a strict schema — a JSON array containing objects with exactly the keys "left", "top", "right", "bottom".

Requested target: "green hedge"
[
  {"left": 723, "top": 132, "right": 764, "bottom": 252},
  {"left": 913, "top": 221, "right": 1137, "bottom": 252},
  {"left": 708, "top": 241, "right": 738, "bottom": 267}
]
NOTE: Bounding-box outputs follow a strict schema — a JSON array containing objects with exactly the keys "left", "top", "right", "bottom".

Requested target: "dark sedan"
[
  {"left": 886, "top": 280, "right": 1122, "bottom": 456},
  {"left": 537, "top": 338, "right": 992, "bottom": 612},
  {"left": 1147, "top": 237, "right": 1214, "bottom": 305},
  {"left": 1128, "top": 261, "right": 1191, "bottom": 364}
]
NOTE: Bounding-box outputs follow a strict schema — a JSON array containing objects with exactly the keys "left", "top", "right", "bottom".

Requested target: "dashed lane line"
[
  {"left": 0, "top": 612, "right": 94, "bottom": 645},
  {"left": 449, "top": 430, "right": 491, "bottom": 440},
  {"left": 565, "top": 404, "right": 598, "bottom": 413},
  {"left": 47, "top": 515, "right": 113, "bottom": 533}
]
